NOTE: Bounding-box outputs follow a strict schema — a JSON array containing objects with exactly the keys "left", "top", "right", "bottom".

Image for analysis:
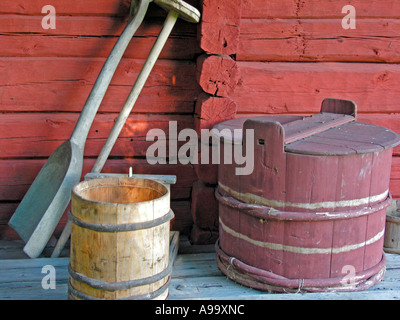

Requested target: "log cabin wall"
[
  {"left": 191, "top": 0, "right": 400, "bottom": 243},
  {"left": 2, "top": 0, "right": 400, "bottom": 245},
  {"left": 0, "top": 0, "right": 201, "bottom": 239}
]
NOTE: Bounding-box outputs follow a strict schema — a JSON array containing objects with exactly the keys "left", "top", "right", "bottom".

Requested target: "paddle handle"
[
  {"left": 70, "top": 0, "right": 151, "bottom": 147},
  {"left": 51, "top": 10, "right": 179, "bottom": 259},
  {"left": 91, "top": 10, "right": 179, "bottom": 173}
]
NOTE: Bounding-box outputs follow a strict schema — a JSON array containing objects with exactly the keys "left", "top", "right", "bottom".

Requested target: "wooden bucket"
[
  {"left": 384, "top": 200, "right": 400, "bottom": 254},
  {"left": 68, "top": 177, "right": 174, "bottom": 300},
  {"left": 213, "top": 101, "right": 400, "bottom": 293}
]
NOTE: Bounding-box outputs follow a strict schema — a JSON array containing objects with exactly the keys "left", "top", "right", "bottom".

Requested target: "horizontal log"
[
  {"left": 0, "top": 35, "right": 200, "bottom": 60},
  {"left": 0, "top": 15, "right": 196, "bottom": 36},
  {"left": 0, "top": 158, "right": 197, "bottom": 201},
  {"left": 241, "top": 0, "right": 400, "bottom": 19},
  {"left": 0, "top": 57, "right": 199, "bottom": 112},
  {"left": 237, "top": 19, "right": 400, "bottom": 62},
  {"left": 0, "top": 0, "right": 199, "bottom": 17},
  {"left": 232, "top": 62, "right": 400, "bottom": 114},
  {"left": 0, "top": 16, "right": 200, "bottom": 59},
  {"left": 0, "top": 113, "right": 194, "bottom": 158},
  {"left": 0, "top": 0, "right": 132, "bottom": 16}
]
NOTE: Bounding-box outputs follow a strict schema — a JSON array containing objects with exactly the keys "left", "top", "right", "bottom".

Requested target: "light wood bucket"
[
  {"left": 384, "top": 200, "right": 400, "bottom": 254},
  {"left": 68, "top": 177, "right": 174, "bottom": 300}
]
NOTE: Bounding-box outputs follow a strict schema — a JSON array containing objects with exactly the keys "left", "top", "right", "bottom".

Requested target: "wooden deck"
[{"left": 0, "top": 241, "right": 400, "bottom": 300}]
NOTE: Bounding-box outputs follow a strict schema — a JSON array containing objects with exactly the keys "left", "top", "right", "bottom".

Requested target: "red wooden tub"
[{"left": 213, "top": 99, "right": 400, "bottom": 293}]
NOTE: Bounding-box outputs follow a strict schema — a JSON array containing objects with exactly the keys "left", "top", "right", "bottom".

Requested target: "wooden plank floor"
[{"left": 0, "top": 251, "right": 400, "bottom": 300}]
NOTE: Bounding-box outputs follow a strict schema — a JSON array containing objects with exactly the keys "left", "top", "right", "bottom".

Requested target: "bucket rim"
[{"left": 71, "top": 177, "right": 169, "bottom": 206}]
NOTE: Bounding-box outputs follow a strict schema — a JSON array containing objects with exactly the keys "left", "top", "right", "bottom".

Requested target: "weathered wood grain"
[
  {"left": 0, "top": 0, "right": 199, "bottom": 17},
  {"left": 0, "top": 113, "right": 194, "bottom": 158},
  {"left": 196, "top": 55, "right": 240, "bottom": 97},
  {"left": 0, "top": 16, "right": 200, "bottom": 59},
  {"left": 241, "top": 0, "right": 400, "bottom": 19},
  {"left": 0, "top": 159, "right": 197, "bottom": 201},
  {"left": 0, "top": 252, "right": 400, "bottom": 300},
  {"left": 232, "top": 62, "right": 400, "bottom": 114},
  {"left": 199, "top": 0, "right": 242, "bottom": 55},
  {"left": 237, "top": 19, "right": 400, "bottom": 62},
  {"left": 0, "top": 57, "right": 199, "bottom": 113}
]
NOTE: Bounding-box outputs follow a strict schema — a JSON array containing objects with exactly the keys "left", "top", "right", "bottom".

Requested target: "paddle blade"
[{"left": 8, "top": 140, "right": 82, "bottom": 258}]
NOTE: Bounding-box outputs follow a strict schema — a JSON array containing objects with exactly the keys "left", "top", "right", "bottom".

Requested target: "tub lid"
[{"left": 212, "top": 106, "right": 400, "bottom": 156}]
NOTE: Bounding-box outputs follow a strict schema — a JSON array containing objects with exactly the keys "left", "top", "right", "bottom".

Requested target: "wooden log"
[
  {"left": 237, "top": 19, "right": 400, "bottom": 62},
  {"left": 0, "top": 159, "right": 197, "bottom": 201},
  {"left": 0, "top": 0, "right": 132, "bottom": 16},
  {"left": 190, "top": 224, "right": 218, "bottom": 245},
  {"left": 0, "top": 0, "right": 199, "bottom": 17},
  {"left": 191, "top": 180, "right": 218, "bottom": 229},
  {"left": 0, "top": 16, "right": 200, "bottom": 59},
  {"left": 0, "top": 113, "right": 194, "bottom": 158},
  {"left": 193, "top": 94, "right": 236, "bottom": 184},
  {"left": 0, "top": 57, "right": 199, "bottom": 113},
  {"left": 0, "top": 15, "right": 196, "bottom": 36},
  {"left": 194, "top": 93, "right": 237, "bottom": 134},
  {"left": 232, "top": 62, "right": 400, "bottom": 114},
  {"left": 199, "top": 0, "right": 242, "bottom": 55},
  {"left": 196, "top": 55, "right": 240, "bottom": 97},
  {"left": 170, "top": 201, "right": 192, "bottom": 234},
  {"left": 241, "top": 0, "right": 400, "bottom": 19}
]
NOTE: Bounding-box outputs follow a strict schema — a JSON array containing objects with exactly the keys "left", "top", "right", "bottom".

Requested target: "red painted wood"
[
  {"left": 0, "top": 159, "right": 196, "bottom": 201},
  {"left": 0, "top": 58, "right": 199, "bottom": 113},
  {"left": 232, "top": 62, "right": 400, "bottom": 114},
  {"left": 0, "top": 0, "right": 199, "bottom": 17},
  {"left": 237, "top": 19, "right": 400, "bottom": 62},
  {"left": 190, "top": 223, "right": 218, "bottom": 245},
  {"left": 215, "top": 109, "right": 399, "bottom": 290},
  {"left": 191, "top": 180, "right": 218, "bottom": 229},
  {"left": 194, "top": 94, "right": 237, "bottom": 134},
  {"left": 0, "top": 113, "right": 194, "bottom": 158},
  {"left": 199, "top": 0, "right": 241, "bottom": 55},
  {"left": 196, "top": 55, "right": 240, "bottom": 97},
  {"left": 0, "top": 16, "right": 200, "bottom": 59},
  {"left": 241, "top": 0, "right": 400, "bottom": 19},
  {"left": 0, "top": 0, "right": 132, "bottom": 16}
]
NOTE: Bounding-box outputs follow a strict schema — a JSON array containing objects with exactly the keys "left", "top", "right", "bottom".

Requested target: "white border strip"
[
  {"left": 218, "top": 182, "right": 388, "bottom": 210},
  {"left": 219, "top": 218, "right": 384, "bottom": 255}
]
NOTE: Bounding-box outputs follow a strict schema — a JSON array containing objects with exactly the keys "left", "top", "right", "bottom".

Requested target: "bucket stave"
[{"left": 68, "top": 177, "right": 173, "bottom": 300}]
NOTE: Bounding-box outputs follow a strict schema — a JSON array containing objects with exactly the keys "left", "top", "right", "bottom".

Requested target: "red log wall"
[
  {"left": 2, "top": 0, "right": 400, "bottom": 244},
  {"left": 0, "top": 0, "right": 201, "bottom": 239},
  {"left": 192, "top": 0, "right": 400, "bottom": 243}
]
